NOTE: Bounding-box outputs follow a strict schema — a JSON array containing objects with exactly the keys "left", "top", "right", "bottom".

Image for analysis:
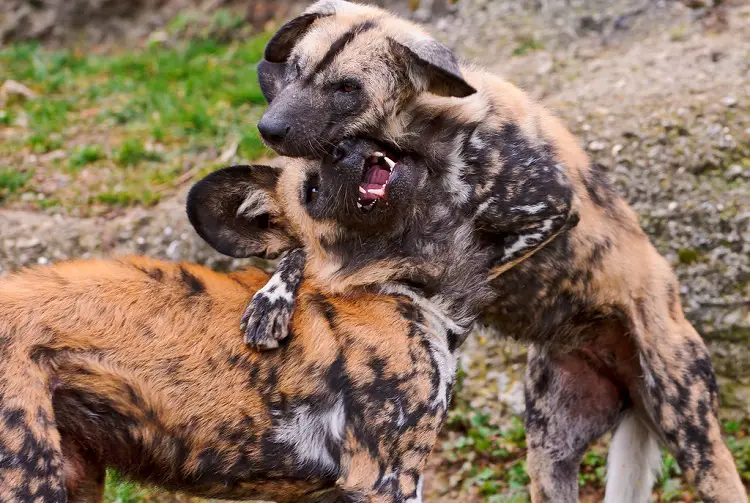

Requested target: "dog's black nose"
[{"left": 258, "top": 118, "right": 290, "bottom": 144}]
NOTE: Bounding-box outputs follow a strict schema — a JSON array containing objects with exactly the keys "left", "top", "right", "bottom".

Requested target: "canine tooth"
[
  {"left": 367, "top": 188, "right": 385, "bottom": 196},
  {"left": 358, "top": 186, "right": 367, "bottom": 194},
  {"left": 373, "top": 151, "right": 384, "bottom": 157},
  {"left": 383, "top": 156, "right": 396, "bottom": 169},
  {"left": 357, "top": 202, "right": 363, "bottom": 209}
]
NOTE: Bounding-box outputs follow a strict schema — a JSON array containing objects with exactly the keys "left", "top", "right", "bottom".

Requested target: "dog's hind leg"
[
  {"left": 0, "top": 349, "right": 67, "bottom": 502},
  {"left": 630, "top": 298, "right": 747, "bottom": 503},
  {"left": 524, "top": 342, "right": 625, "bottom": 503},
  {"left": 60, "top": 439, "right": 105, "bottom": 503}
]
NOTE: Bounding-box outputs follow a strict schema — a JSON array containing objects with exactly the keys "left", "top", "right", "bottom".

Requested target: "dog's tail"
[{"left": 604, "top": 411, "right": 662, "bottom": 503}]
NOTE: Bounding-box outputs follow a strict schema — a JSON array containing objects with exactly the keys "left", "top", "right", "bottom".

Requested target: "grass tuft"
[
  {"left": 115, "top": 139, "right": 162, "bottom": 167},
  {"left": 0, "top": 167, "right": 33, "bottom": 197},
  {"left": 104, "top": 470, "right": 147, "bottom": 503},
  {"left": 69, "top": 144, "right": 105, "bottom": 170}
]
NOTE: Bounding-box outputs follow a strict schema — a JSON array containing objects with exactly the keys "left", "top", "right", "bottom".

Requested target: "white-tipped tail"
[{"left": 604, "top": 412, "right": 662, "bottom": 503}]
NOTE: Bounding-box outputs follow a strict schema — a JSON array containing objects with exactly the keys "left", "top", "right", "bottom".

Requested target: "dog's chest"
[{"left": 483, "top": 235, "right": 610, "bottom": 344}]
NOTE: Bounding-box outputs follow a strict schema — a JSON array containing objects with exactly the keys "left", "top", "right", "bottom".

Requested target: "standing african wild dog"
[{"left": 238, "top": 1, "right": 748, "bottom": 502}]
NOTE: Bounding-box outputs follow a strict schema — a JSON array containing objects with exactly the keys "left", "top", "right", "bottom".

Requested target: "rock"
[
  {"left": 725, "top": 164, "right": 744, "bottom": 180},
  {"left": 722, "top": 96, "right": 738, "bottom": 108},
  {"left": 587, "top": 140, "right": 607, "bottom": 151},
  {"left": 0, "top": 80, "right": 37, "bottom": 104}
]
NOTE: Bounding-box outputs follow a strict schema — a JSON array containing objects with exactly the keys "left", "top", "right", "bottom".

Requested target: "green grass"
[
  {"left": 0, "top": 30, "right": 272, "bottom": 214},
  {"left": 69, "top": 144, "right": 105, "bottom": 169},
  {"left": 511, "top": 36, "right": 544, "bottom": 56},
  {"left": 104, "top": 470, "right": 148, "bottom": 503},
  {"left": 115, "top": 138, "right": 162, "bottom": 166},
  {"left": 0, "top": 167, "right": 33, "bottom": 197},
  {"left": 440, "top": 411, "right": 530, "bottom": 498}
]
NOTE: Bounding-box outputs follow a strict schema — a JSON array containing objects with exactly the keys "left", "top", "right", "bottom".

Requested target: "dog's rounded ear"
[
  {"left": 264, "top": 1, "right": 341, "bottom": 64},
  {"left": 187, "top": 165, "right": 297, "bottom": 259},
  {"left": 388, "top": 37, "right": 476, "bottom": 98}
]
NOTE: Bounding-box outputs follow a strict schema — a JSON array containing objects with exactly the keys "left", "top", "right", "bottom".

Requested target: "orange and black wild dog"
[
  {"left": 0, "top": 138, "right": 526, "bottom": 503},
  {"left": 237, "top": 1, "right": 747, "bottom": 502}
]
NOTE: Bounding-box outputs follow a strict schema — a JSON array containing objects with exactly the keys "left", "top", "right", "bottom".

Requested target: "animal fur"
[{"left": 241, "top": 2, "right": 747, "bottom": 502}]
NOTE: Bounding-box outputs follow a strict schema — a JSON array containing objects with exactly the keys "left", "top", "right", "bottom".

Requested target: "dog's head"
[
  {"left": 187, "top": 138, "right": 492, "bottom": 319},
  {"left": 255, "top": 0, "right": 475, "bottom": 158}
]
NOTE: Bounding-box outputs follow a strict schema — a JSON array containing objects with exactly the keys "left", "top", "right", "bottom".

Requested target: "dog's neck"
[{"left": 377, "top": 281, "right": 477, "bottom": 353}]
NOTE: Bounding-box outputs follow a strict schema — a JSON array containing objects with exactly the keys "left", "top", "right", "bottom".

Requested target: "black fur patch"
[
  {"left": 584, "top": 163, "right": 617, "bottom": 211},
  {"left": 307, "top": 21, "right": 378, "bottom": 81},
  {"left": 179, "top": 267, "right": 205, "bottom": 295}
]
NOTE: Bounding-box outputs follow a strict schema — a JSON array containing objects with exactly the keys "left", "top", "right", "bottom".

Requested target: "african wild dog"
[
  {"left": 0, "top": 137, "right": 558, "bottom": 503},
  {"left": 238, "top": 1, "right": 748, "bottom": 502}
]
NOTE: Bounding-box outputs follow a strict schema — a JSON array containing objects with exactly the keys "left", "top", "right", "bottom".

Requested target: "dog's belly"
[{"left": 50, "top": 348, "right": 336, "bottom": 501}]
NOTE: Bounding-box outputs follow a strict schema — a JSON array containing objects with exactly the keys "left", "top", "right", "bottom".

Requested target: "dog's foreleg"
[{"left": 241, "top": 247, "right": 307, "bottom": 349}]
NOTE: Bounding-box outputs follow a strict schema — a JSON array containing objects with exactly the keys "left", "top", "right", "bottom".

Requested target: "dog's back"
[{"left": 0, "top": 257, "right": 450, "bottom": 502}]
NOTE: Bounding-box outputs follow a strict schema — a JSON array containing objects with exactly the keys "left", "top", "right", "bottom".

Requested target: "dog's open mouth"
[{"left": 357, "top": 151, "right": 399, "bottom": 212}]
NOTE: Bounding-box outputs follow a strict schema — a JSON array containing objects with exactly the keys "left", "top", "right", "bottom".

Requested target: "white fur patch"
[
  {"left": 237, "top": 191, "right": 270, "bottom": 220},
  {"left": 511, "top": 202, "right": 547, "bottom": 215},
  {"left": 469, "top": 130, "right": 485, "bottom": 151},
  {"left": 405, "top": 475, "right": 424, "bottom": 503},
  {"left": 501, "top": 217, "right": 555, "bottom": 261},
  {"left": 394, "top": 398, "right": 406, "bottom": 428},
  {"left": 441, "top": 135, "right": 471, "bottom": 205},
  {"left": 604, "top": 412, "right": 661, "bottom": 503},
  {"left": 640, "top": 353, "right": 657, "bottom": 391},
  {"left": 474, "top": 197, "right": 494, "bottom": 219},
  {"left": 273, "top": 395, "right": 346, "bottom": 473},
  {"left": 255, "top": 269, "right": 294, "bottom": 304}
]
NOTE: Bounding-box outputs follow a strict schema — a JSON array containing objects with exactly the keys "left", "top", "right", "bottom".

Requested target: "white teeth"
[
  {"left": 383, "top": 156, "right": 396, "bottom": 169},
  {"left": 358, "top": 186, "right": 367, "bottom": 194},
  {"left": 357, "top": 202, "right": 363, "bottom": 209},
  {"left": 367, "top": 187, "right": 385, "bottom": 196},
  {"left": 373, "top": 151, "right": 384, "bottom": 158}
]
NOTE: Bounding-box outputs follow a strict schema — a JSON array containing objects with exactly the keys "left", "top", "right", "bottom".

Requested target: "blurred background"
[{"left": 0, "top": 0, "right": 748, "bottom": 501}]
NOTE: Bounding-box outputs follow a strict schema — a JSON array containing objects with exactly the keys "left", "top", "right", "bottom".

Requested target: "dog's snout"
[
  {"left": 258, "top": 117, "right": 290, "bottom": 145},
  {"left": 332, "top": 139, "right": 380, "bottom": 167}
]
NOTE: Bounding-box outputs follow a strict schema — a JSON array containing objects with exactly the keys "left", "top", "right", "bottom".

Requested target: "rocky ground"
[{"left": 1, "top": 0, "right": 749, "bottom": 501}]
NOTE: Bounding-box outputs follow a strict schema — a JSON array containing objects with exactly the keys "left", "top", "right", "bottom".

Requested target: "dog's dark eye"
[
  {"left": 336, "top": 80, "right": 359, "bottom": 93},
  {"left": 291, "top": 61, "right": 302, "bottom": 79},
  {"left": 306, "top": 186, "right": 318, "bottom": 203},
  {"left": 305, "top": 173, "right": 320, "bottom": 204}
]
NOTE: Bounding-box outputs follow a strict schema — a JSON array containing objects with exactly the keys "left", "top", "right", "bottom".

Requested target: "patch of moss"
[{"left": 677, "top": 248, "right": 701, "bottom": 265}]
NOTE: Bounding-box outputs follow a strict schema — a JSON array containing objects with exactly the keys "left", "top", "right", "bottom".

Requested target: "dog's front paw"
[
  {"left": 240, "top": 287, "right": 295, "bottom": 350},
  {"left": 240, "top": 248, "right": 306, "bottom": 350}
]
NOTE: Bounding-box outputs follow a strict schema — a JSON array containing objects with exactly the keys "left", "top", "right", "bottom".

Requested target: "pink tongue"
[{"left": 364, "top": 165, "right": 390, "bottom": 185}]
